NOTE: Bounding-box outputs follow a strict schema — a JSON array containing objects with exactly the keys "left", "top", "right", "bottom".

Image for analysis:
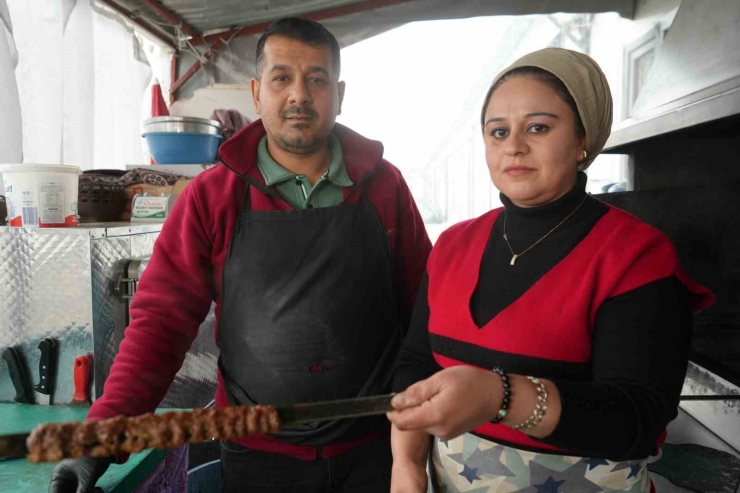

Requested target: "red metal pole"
[
  {"left": 169, "top": 27, "right": 240, "bottom": 96},
  {"left": 140, "top": 0, "right": 199, "bottom": 38},
  {"left": 98, "top": 0, "right": 177, "bottom": 50},
  {"left": 170, "top": 52, "right": 178, "bottom": 105},
  {"left": 190, "top": 0, "right": 415, "bottom": 46}
]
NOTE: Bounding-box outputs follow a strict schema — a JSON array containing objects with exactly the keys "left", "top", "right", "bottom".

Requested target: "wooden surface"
[{"left": 0, "top": 404, "right": 174, "bottom": 493}]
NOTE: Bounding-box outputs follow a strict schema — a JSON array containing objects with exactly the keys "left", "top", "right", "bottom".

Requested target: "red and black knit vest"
[{"left": 426, "top": 204, "right": 714, "bottom": 452}]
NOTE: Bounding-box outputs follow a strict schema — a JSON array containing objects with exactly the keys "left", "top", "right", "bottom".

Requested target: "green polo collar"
[{"left": 257, "top": 134, "right": 353, "bottom": 187}]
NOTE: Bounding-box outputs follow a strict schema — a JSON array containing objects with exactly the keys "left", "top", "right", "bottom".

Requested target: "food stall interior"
[{"left": 1, "top": 0, "right": 740, "bottom": 491}]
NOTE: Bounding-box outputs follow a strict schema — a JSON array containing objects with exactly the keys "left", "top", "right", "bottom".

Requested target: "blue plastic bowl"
[{"left": 143, "top": 132, "right": 223, "bottom": 164}]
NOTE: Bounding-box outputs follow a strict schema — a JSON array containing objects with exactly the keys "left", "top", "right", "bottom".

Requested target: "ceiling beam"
[
  {"left": 140, "top": 0, "right": 199, "bottom": 38},
  {"left": 98, "top": 0, "right": 177, "bottom": 50},
  {"left": 170, "top": 27, "right": 240, "bottom": 97},
  {"left": 189, "top": 0, "right": 415, "bottom": 46}
]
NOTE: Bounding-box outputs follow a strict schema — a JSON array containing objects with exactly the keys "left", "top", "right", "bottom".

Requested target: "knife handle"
[
  {"left": 34, "top": 338, "right": 56, "bottom": 395},
  {"left": 72, "top": 355, "right": 90, "bottom": 403},
  {"left": 2, "top": 347, "right": 34, "bottom": 404}
]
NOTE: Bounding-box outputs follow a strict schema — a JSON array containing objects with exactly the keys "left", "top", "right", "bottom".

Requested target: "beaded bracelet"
[
  {"left": 512, "top": 376, "right": 548, "bottom": 430},
  {"left": 490, "top": 366, "right": 511, "bottom": 424}
]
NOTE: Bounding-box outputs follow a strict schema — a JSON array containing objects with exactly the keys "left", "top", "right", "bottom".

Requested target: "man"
[{"left": 49, "top": 17, "right": 431, "bottom": 493}]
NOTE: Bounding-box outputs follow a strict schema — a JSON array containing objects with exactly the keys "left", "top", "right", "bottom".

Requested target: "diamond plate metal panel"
[
  {"left": 1, "top": 223, "right": 218, "bottom": 411},
  {"left": 0, "top": 229, "right": 24, "bottom": 404},
  {"left": 0, "top": 230, "right": 22, "bottom": 346},
  {"left": 91, "top": 236, "right": 131, "bottom": 399},
  {"left": 130, "top": 231, "right": 160, "bottom": 259},
  {"left": 0, "top": 228, "right": 94, "bottom": 405}
]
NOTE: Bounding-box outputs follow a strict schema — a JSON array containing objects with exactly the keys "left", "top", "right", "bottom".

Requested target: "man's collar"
[
  {"left": 257, "top": 134, "right": 353, "bottom": 187},
  {"left": 218, "top": 120, "right": 384, "bottom": 185}
]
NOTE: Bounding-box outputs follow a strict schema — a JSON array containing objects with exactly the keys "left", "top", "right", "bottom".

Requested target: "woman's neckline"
[{"left": 500, "top": 172, "right": 589, "bottom": 235}]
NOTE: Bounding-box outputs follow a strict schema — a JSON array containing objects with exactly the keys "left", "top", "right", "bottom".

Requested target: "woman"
[{"left": 387, "top": 48, "right": 714, "bottom": 493}]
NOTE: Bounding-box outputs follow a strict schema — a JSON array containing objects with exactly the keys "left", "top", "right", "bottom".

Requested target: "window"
[{"left": 623, "top": 25, "right": 662, "bottom": 118}]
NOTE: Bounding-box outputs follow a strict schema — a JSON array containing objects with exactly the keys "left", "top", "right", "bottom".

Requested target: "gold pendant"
[{"left": 510, "top": 254, "right": 518, "bottom": 266}]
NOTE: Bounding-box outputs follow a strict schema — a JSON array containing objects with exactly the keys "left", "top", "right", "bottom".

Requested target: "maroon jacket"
[{"left": 88, "top": 120, "right": 432, "bottom": 458}]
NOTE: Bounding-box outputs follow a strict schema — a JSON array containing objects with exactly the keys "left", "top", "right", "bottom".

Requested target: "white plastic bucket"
[{"left": 1, "top": 164, "right": 81, "bottom": 227}]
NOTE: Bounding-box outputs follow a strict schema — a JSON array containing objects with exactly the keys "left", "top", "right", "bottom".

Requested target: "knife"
[
  {"left": 70, "top": 354, "right": 91, "bottom": 407},
  {"left": 277, "top": 393, "right": 395, "bottom": 424},
  {"left": 34, "top": 338, "right": 57, "bottom": 406},
  {"left": 0, "top": 393, "right": 396, "bottom": 460},
  {"left": 1, "top": 346, "right": 35, "bottom": 404}
]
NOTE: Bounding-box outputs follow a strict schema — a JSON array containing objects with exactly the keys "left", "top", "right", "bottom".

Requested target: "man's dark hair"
[{"left": 256, "top": 17, "right": 341, "bottom": 78}]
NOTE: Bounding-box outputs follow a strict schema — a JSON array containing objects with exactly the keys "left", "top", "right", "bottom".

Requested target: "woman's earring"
[{"left": 580, "top": 150, "right": 588, "bottom": 162}]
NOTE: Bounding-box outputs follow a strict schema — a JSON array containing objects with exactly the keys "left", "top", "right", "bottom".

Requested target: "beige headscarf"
[{"left": 480, "top": 48, "right": 613, "bottom": 170}]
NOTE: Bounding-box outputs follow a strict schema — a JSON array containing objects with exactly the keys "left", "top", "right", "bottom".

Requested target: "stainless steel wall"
[{"left": 0, "top": 224, "right": 218, "bottom": 409}]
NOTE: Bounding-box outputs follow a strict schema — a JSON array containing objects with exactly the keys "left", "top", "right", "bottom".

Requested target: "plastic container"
[
  {"left": 143, "top": 132, "right": 222, "bottom": 164},
  {"left": 130, "top": 193, "right": 176, "bottom": 222},
  {"left": 142, "top": 116, "right": 223, "bottom": 165},
  {"left": 1, "top": 164, "right": 82, "bottom": 227}
]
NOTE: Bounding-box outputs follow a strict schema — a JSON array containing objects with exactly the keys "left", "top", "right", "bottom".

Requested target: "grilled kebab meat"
[{"left": 26, "top": 405, "right": 280, "bottom": 463}]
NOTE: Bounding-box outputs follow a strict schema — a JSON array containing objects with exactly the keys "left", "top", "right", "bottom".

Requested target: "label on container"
[
  {"left": 39, "top": 183, "right": 65, "bottom": 225},
  {"left": 22, "top": 206, "right": 38, "bottom": 226},
  {"left": 132, "top": 195, "right": 170, "bottom": 220},
  {"left": 3, "top": 169, "right": 79, "bottom": 227},
  {"left": 21, "top": 189, "right": 38, "bottom": 226}
]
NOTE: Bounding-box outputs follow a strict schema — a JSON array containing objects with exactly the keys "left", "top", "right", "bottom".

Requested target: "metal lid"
[{"left": 143, "top": 116, "right": 222, "bottom": 130}]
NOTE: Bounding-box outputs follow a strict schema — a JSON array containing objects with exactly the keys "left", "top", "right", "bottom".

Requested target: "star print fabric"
[{"left": 429, "top": 434, "right": 650, "bottom": 492}]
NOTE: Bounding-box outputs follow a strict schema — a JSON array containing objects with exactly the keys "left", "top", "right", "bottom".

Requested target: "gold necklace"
[{"left": 503, "top": 195, "right": 588, "bottom": 266}]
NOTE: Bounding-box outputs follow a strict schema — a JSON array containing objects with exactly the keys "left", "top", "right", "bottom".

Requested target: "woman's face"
[{"left": 483, "top": 76, "right": 585, "bottom": 208}]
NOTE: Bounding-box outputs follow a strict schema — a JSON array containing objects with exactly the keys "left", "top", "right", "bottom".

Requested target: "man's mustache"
[{"left": 282, "top": 107, "right": 318, "bottom": 119}]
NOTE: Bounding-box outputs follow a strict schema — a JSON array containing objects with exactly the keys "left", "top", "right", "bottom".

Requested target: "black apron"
[{"left": 218, "top": 178, "right": 402, "bottom": 446}]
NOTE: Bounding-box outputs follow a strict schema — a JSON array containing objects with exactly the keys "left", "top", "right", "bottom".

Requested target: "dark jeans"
[{"left": 220, "top": 435, "right": 392, "bottom": 492}]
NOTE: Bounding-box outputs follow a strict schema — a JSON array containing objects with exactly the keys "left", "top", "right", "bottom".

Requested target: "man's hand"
[
  {"left": 387, "top": 366, "right": 502, "bottom": 440},
  {"left": 391, "top": 460, "right": 428, "bottom": 493},
  {"left": 48, "top": 456, "right": 112, "bottom": 493}
]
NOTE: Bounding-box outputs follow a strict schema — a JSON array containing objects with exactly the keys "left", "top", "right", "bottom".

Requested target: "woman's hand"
[
  {"left": 387, "top": 366, "right": 502, "bottom": 440},
  {"left": 390, "top": 460, "right": 428, "bottom": 493}
]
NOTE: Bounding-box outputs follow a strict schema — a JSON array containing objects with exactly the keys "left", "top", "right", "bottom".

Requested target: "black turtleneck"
[
  {"left": 470, "top": 172, "right": 607, "bottom": 327},
  {"left": 394, "top": 173, "right": 693, "bottom": 460}
]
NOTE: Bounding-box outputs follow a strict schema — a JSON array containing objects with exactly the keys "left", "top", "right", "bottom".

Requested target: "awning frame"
[
  {"left": 95, "top": 0, "right": 415, "bottom": 102},
  {"left": 92, "top": 0, "right": 636, "bottom": 103}
]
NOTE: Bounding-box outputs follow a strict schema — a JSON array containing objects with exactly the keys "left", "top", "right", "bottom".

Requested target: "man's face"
[{"left": 251, "top": 36, "right": 345, "bottom": 155}]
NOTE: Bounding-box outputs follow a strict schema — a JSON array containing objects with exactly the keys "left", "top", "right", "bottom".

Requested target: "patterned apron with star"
[{"left": 430, "top": 433, "right": 651, "bottom": 493}]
